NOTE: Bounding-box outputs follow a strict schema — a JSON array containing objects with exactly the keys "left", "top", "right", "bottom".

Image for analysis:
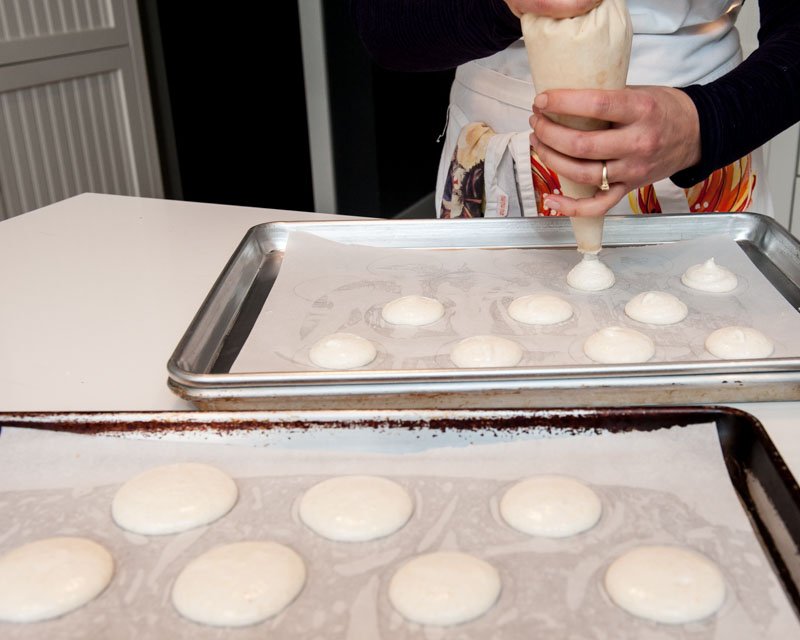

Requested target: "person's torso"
[{"left": 436, "top": 0, "right": 771, "bottom": 218}]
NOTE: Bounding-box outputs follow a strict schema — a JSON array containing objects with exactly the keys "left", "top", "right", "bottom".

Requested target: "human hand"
[
  {"left": 504, "top": 0, "right": 601, "bottom": 19},
  {"left": 529, "top": 86, "right": 701, "bottom": 216}
]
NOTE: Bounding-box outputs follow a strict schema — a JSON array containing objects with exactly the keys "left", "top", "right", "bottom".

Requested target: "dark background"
[{"left": 138, "top": 2, "right": 454, "bottom": 217}]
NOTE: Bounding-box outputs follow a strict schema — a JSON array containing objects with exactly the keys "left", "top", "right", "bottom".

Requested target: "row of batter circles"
[
  {"left": 0, "top": 464, "right": 727, "bottom": 629},
  {"left": 309, "top": 292, "right": 773, "bottom": 370}
]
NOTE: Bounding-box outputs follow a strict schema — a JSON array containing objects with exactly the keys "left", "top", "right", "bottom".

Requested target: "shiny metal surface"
[{"left": 167, "top": 213, "right": 800, "bottom": 409}]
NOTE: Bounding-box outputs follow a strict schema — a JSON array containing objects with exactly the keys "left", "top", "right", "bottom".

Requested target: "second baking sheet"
[
  {"left": 232, "top": 232, "right": 800, "bottom": 373},
  {"left": 1, "top": 420, "right": 798, "bottom": 639}
]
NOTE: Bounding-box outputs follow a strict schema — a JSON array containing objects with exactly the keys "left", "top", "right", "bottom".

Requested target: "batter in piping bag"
[{"left": 522, "top": 1, "right": 632, "bottom": 287}]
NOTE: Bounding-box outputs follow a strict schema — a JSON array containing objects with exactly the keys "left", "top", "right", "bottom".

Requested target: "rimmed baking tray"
[
  {"left": 2, "top": 405, "right": 799, "bottom": 619},
  {"left": 167, "top": 213, "right": 800, "bottom": 409}
]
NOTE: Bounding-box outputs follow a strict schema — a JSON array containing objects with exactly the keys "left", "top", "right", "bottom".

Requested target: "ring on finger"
[{"left": 599, "top": 161, "right": 610, "bottom": 191}]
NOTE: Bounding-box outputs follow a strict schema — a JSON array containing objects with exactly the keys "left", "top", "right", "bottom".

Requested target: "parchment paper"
[
  {"left": 0, "top": 423, "right": 797, "bottom": 638},
  {"left": 232, "top": 232, "right": 800, "bottom": 372}
]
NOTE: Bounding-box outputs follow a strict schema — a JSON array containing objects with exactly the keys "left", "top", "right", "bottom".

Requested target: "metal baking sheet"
[
  {"left": 1, "top": 406, "right": 799, "bottom": 636},
  {"left": 167, "top": 214, "right": 800, "bottom": 409}
]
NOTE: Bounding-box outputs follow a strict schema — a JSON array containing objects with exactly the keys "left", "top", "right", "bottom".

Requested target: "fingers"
[
  {"left": 519, "top": 0, "right": 600, "bottom": 18},
  {"left": 534, "top": 89, "right": 652, "bottom": 125},
  {"left": 542, "top": 184, "right": 628, "bottom": 217},
  {"left": 527, "top": 86, "right": 694, "bottom": 216},
  {"left": 531, "top": 130, "right": 620, "bottom": 189},
  {"left": 530, "top": 111, "right": 630, "bottom": 161}
]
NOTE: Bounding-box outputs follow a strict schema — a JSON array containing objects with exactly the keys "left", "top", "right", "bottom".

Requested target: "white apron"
[{"left": 436, "top": 0, "right": 772, "bottom": 218}]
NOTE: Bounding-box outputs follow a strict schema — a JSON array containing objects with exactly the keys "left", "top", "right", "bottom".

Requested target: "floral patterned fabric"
[
  {"left": 440, "top": 123, "right": 494, "bottom": 218},
  {"left": 531, "top": 147, "right": 756, "bottom": 216},
  {"left": 441, "top": 121, "right": 758, "bottom": 217}
]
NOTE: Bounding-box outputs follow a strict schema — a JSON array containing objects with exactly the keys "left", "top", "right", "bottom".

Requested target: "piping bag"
[{"left": 521, "top": 1, "right": 632, "bottom": 255}]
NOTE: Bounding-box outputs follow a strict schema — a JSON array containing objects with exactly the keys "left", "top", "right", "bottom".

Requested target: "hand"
[
  {"left": 504, "top": 0, "right": 601, "bottom": 19},
  {"left": 528, "top": 86, "right": 701, "bottom": 216}
]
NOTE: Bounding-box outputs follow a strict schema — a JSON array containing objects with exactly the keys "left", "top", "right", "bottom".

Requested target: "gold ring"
[{"left": 599, "top": 161, "right": 610, "bottom": 191}]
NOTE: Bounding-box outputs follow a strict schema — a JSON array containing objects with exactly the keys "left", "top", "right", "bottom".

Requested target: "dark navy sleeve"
[
  {"left": 671, "top": 0, "right": 800, "bottom": 187},
  {"left": 349, "top": 0, "right": 522, "bottom": 71}
]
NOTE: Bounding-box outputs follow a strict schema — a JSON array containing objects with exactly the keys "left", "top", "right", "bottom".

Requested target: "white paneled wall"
[
  {"left": 0, "top": 0, "right": 114, "bottom": 41},
  {"left": 0, "top": 70, "right": 136, "bottom": 213},
  {"left": 0, "top": 0, "right": 160, "bottom": 219}
]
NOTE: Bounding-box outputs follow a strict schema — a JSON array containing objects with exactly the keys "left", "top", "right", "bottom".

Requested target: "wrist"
[{"left": 672, "top": 87, "right": 701, "bottom": 170}]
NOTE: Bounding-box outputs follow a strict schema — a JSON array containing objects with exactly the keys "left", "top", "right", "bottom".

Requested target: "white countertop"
[{"left": 0, "top": 194, "right": 798, "bottom": 477}]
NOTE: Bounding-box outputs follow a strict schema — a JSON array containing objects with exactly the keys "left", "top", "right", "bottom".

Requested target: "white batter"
[
  {"left": 171, "top": 541, "right": 306, "bottom": 627},
  {"left": 299, "top": 475, "right": 414, "bottom": 542},
  {"left": 624, "top": 291, "right": 688, "bottom": 325},
  {"left": 450, "top": 335, "right": 523, "bottom": 368},
  {"left": 381, "top": 295, "right": 445, "bottom": 326},
  {"left": 705, "top": 326, "right": 774, "bottom": 359},
  {"left": 583, "top": 326, "right": 655, "bottom": 364},
  {"left": 681, "top": 258, "right": 738, "bottom": 292},
  {"left": 0, "top": 537, "right": 113, "bottom": 623},
  {"left": 567, "top": 253, "right": 615, "bottom": 291},
  {"left": 389, "top": 551, "right": 501, "bottom": 626},
  {"left": 508, "top": 293, "right": 573, "bottom": 325},
  {"left": 499, "top": 475, "right": 602, "bottom": 537},
  {"left": 308, "top": 332, "right": 377, "bottom": 369},
  {"left": 112, "top": 462, "right": 238, "bottom": 535},
  {"left": 605, "top": 545, "right": 726, "bottom": 624}
]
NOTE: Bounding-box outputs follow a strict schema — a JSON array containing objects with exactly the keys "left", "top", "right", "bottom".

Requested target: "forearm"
[
  {"left": 349, "top": 0, "right": 521, "bottom": 71},
  {"left": 672, "top": 2, "right": 800, "bottom": 187}
]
